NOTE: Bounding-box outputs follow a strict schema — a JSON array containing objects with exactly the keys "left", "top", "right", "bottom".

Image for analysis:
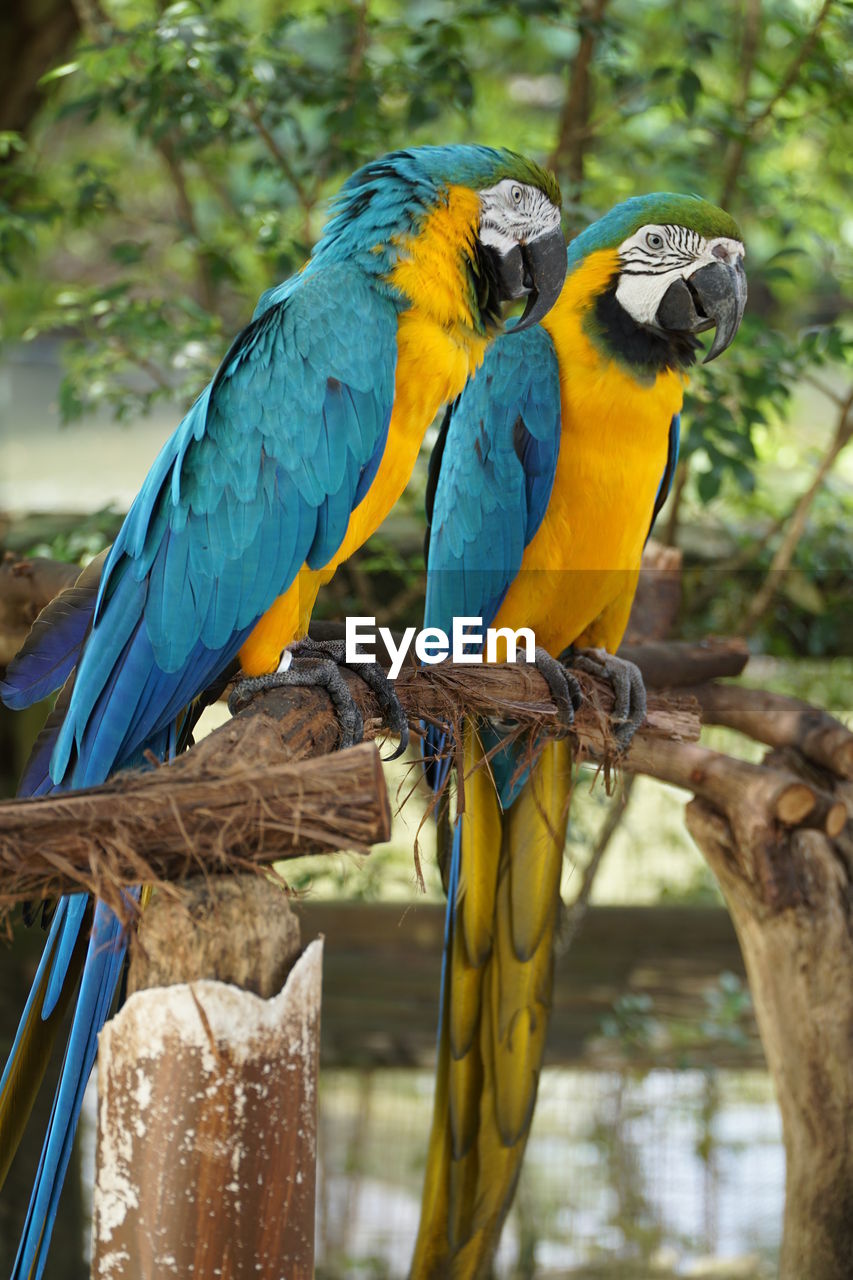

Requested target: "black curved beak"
[
  {"left": 656, "top": 257, "right": 747, "bottom": 363},
  {"left": 490, "top": 227, "right": 567, "bottom": 334}
]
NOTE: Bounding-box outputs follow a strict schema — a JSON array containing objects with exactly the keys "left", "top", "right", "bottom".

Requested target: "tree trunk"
[
  {"left": 0, "top": 0, "right": 80, "bottom": 135},
  {"left": 685, "top": 801, "right": 853, "bottom": 1277}
]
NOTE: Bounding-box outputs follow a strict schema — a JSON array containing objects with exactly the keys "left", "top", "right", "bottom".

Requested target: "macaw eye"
[
  {"left": 645, "top": 231, "right": 665, "bottom": 250},
  {"left": 510, "top": 184, "right": 523, "bottom": 205}
]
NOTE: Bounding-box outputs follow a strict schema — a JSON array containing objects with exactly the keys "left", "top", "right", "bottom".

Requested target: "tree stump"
[{"left": 91, "top": 879, "right": 321, "bottom": 1280}]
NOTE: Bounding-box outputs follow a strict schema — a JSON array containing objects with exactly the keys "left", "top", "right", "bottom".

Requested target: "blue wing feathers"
[
  {"left": 422, "top": 326, "right": 562, "bottom": 792},
  {"left": 648, "top": 413, "right": 680, "bottom": 540},
  {"left": 4, "top": 221, "right": 408, "bottom": 1280},
  {"left": 425, "top": 326, "right": 561, "bottom": 642},
  {"left": 14, "top": 901, "right": 132, "bottom": 1280},
  {"left": 43, "top": 895, "right": 89, "bottom": 1019},
  {"left": 51, "top": 263, "right": 397, "bottom": 791},
  {"left": 0, "top": 554, "right": 106, "bottom": 711}
]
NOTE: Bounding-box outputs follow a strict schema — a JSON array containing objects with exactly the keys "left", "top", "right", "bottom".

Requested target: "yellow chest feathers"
[
  {"left": 494, "top": 249, "right": 686, "bottom": 651},
  {"left": 238, "top": 189, "right": 489, "bottom": 677}
]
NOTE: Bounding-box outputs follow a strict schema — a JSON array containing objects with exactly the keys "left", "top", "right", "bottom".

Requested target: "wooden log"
[
  {"left": 687, "top": 680, "right": 853, "bottom": 780},
  {"left": 92, "top": 881, "right": 321, "bottom": 1280},
  {"left": 625, "top": 736, "right": 846, "bottom": 910},
  {"left": 685, "top": 801, "right": 853, "bottom": 1278},
  {"left": 623, "top": 539, "right": 683, "bottom": 643},
  {"left": 0, "top": 662, "right": 698, "bottom": 911},
  {"left": 224, "top": 658, "right": 701, "bottom": 759},
  {"left": 619, "top": 636, "right": 750, "bottom": 688},
  {"left": 0, "top": 734, "right": 390, "bottom": 911}
]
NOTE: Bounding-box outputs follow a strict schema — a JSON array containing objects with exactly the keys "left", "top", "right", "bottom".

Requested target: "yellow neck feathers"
[
  {"left": 239, "top": 188, "right": 491, "bottom": 677},
  {"left": 388, "top": 185, "right": 483, "bottom": 341}
]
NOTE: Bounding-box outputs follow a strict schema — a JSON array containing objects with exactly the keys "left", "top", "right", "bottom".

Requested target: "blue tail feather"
[
  {"left": 436, "top": 819, "right": 462, "bottom": 1045},
  {"left": 12, "top": 900, "right": 132, "bottom": 1280},
  {"left": 42, "top": 894, "right": 89, "bottom": 1021}
]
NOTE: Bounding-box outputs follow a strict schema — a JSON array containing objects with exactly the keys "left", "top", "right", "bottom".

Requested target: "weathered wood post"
[{"left": 91, "top": 879, "right": 322, "bottom": 1280}]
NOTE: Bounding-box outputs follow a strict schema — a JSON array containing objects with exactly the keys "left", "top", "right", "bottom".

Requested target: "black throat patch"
[
  {"left": 470, "top": 238, "right": 506, "bottom": 336},
  {"left": 592, "top": 274, "right": 701, "bottom": 376}
]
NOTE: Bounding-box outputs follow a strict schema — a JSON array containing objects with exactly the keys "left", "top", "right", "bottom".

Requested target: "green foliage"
[
  {"left": 1, "top": 0, "right": 852, "bottom": 650},
  {"left": 600, "top": 972, "right": 754, "bottom": 1068},
  {"left": 22, "top": 507, "right": 124, "bottom": 563}
]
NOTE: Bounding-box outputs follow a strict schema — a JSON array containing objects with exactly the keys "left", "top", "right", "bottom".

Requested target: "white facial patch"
[
  {"left": 614, "top": 224, "right": 745, "bottom": 327},
  {"left": 478, "top": 179, "right": 561, "bottom": 256}
]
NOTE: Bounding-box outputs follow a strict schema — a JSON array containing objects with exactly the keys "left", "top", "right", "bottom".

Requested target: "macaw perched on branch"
[
  {"left": 0, "top": 144, "right": 566, "bottom": 1280},
  {"left": 413, "top": 193, "right": 746, "bottom": 1278}
]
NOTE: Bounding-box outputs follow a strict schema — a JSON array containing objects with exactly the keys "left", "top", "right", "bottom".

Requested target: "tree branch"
[
  {"left": 0, "top": 733, "right": 390, "bottom": 913},
  {"left": 744, "top": 383, "right": 853, "bottom": 629},
  {"left": 0, "top": 660, "right": 699, "bottom": 912},
  {"left": 686, "top": 680, "right": 853, "bottom": 780},
  {"left": 720, "top": 0, "right": 835, "bottom": 206},
  {"left": 548, "top": 0, "right": 609, "bottom": 189}
]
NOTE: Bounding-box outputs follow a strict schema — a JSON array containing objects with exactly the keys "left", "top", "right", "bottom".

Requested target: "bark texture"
[
  {"left": 680, "top": 704, "right": 853, "bottom": 1277},
  {"left": 92, "top": 885, "right": 320, "bottom": 1280}
]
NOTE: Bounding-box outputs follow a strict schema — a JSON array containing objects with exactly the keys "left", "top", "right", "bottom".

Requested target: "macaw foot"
[
  {"left": 529, "top": 645, "right": 584, "bottom": 735},
  {"left": 561, "top": 646, "right": 647, "bottom": 749},
  {"left": 229, "top": 638, "right": 409, "bottom": 758}
]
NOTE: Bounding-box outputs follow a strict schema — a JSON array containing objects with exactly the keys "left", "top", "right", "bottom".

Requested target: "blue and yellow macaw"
[
  {"left": 413, "top": 193, "right": 746, "bottom": 1277},
  {"left": 0, "top": 144, "right": 567, "bottom": 1279}
]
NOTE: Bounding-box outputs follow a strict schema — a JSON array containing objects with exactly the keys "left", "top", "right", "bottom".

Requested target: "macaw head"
[
  {"left": 571, "top": 193, "right": 747, "bottom": 366},
  {"left": 461, "top": 149, "right": 566, "bottom": 332},
  {"left": 315, "top": 145, "right": 566, "bottom": 335}
]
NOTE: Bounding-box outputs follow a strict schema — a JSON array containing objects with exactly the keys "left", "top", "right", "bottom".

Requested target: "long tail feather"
[
  {"left": 0, "top": 900, "right": 90, "bottom": 1192},
  {"left": 11, "top": 900, "right": 130, "bottom": 1280},
  {"left": 412, "top": 728, "right": 572, "bottom": 1279}
]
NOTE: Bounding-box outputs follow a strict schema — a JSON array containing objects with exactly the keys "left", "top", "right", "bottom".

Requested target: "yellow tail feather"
[
  {"left": 411, "top": 728, "right": 572, "bottom": 1279},
  {"left": 0, "top": 914, "right": 89, "bottom": 1191}
]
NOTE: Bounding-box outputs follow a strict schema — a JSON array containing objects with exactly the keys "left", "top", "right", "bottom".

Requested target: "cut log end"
[
  {"left": 835, "top": 739, "right": 853, "bottom": 782},
  {"left": 825, "top": 801, "right": 847, "bottom": 840},
  {"left": 775, "top": 783, "right": 817, "bottom": 827}
]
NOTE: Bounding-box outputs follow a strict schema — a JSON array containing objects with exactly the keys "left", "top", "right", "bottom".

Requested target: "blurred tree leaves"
[
  {"left": 2, "top": 0, "right": 850, "bottom": 411},
  {"left": 0, "top": 0, "right": 851, "bottom": 650}
]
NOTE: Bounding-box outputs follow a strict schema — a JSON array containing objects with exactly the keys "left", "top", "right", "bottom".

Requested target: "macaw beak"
[
  {"left": 656, "top": 257, "right": 747, "bottom": 363},
  {"left": 490, "top": 227, "right": 567, "bottom": 333}
]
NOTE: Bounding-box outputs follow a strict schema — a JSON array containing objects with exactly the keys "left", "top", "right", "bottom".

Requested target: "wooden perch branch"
[
  {"left": 620, "top": 636, "right": 749, "bottom": 688},
  {"left": 222, "top": 657, "right": 701, "bottom": 761},
  {"left": 688, "top": 680, "right": 853, "bottom": 780},
  {"left": 0, "top": 732, "right": 390, "bottom": 912},
  {"left": 626, "top": 736, "right": 846, "bottom": 912},
  {"left": 0, "top": 660, "right": 697, "bottom": 911},
  {"left": 5, "top": 638, "right": 848, "bottom": 915}
]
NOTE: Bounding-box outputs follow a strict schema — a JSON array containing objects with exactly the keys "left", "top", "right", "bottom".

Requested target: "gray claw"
[
  {"left": 531, "top": 646, "right": 583, "bottom": 734},
  {"left": 299, "top": 637, "right": 410, "bottom": 757},
  {"left": 237, "top": 636, "right": 410, "bottom": 758},
  {"left": 228, "top": 660, "right": 364, "bottom": 748},
  {"left": 344, "top": 660, "right": 410, "bottom": 759},
  {"left": 570, "top": 648, "right": 647, "bottom": 749}
]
